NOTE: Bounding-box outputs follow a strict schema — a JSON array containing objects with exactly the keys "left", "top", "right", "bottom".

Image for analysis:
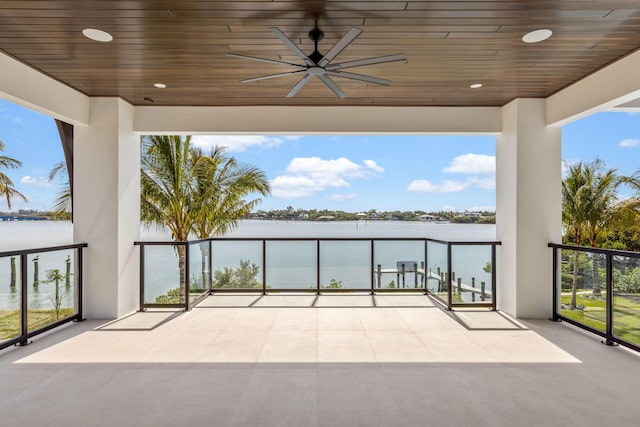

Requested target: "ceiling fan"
[{"left": 227, "top": 26, "right": 406, "bottom": 98}]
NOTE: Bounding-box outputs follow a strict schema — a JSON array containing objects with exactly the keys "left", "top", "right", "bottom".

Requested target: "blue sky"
[{"left": 1, "top": 98, "right": 638, "bottom": 213}]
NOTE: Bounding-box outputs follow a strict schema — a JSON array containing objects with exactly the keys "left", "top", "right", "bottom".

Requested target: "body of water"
[{"left": 1, "top": 220, "right": 496, "bottom": 309}]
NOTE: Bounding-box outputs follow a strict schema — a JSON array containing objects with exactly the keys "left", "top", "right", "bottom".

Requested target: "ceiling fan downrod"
[{"left": 307, "top": 27, "right": 324, "bottom": 65}]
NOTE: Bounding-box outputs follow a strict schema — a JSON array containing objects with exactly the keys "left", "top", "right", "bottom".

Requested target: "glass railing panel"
[
  {"left": 373, "top": 240, "right": 425, "bottom": 290},
  {"left": 27, "top": 249, "right": 77, "bottom": 332},
  {"left": 0, "top": 254, "right": 21, "bottom": 342},
  {"left": 188, "top": 241, "right": 209, "bottom": 302},
  {"left": 559, "top": 248, "right": 607, "bottom": 333},
  {"left": 612, "top": 255, "right": 640, "bottom": 346},
  {"left": 144, "top": 244, "right": 184, "bottom": 305},
  {"left": 266, "top": 240, "right": 316, "bottom": 290},
  {"left": 450, "top": 244, "right": 493, "bottom": 305},
  {"left": 320, "top": 240, "right": 371, "bottom": 290},
  {"left": 426, "top": 241, "right": 448, "bottom": 300},
  {"left": 211, "top": 240, "right": 263, "bottom": 289}
]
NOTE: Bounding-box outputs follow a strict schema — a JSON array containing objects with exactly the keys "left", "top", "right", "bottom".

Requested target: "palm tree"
[
  {"left": 581, "top": 160, "right": 640, "bottom": 296},
  {"left": 0, "top": 140, "right": 28, "bottom": 209},
  {"left": 141, "top": 135, "right": 197, "bottom": 303},
  {"left": 191, "top": 146, "right": 271, "bottom": 287},
  {"left": 563, "top": 158, "right": 640, "bottom": 300},
  {"left": 48, "top": 161, "right": 72, "bottom": 219},
  {"left": 562, "top": 161, "right": 589, "bottom": 308},
  {"left": 140, "top": 135, "right": 270, "bottom": 301}
]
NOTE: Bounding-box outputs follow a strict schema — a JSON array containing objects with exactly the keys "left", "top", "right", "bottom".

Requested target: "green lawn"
[
  {"left": 561, "top": 291, "right": 640, "bottom": 346},
  {"left": 0, "top": 308, "right": 74, "bottom": 341}
]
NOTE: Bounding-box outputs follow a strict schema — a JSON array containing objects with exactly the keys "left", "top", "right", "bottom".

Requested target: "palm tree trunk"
[
  {"left": 571, "top": 250, "right": 579, "bottom": 309},
  {"left": 201, "top": 244, "right": 210, "bottom": 290},
  {"left": 591, "top": 252, "right": 601, "bottom": 297},
  {"left": 570, "top": 230, "right": 581, "bottom": 309},
  {"left": 177, "top": 245, "right": 186, "bottom": 303}
]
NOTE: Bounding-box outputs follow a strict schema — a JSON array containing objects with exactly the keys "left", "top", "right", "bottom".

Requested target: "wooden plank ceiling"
[{"left": 1, "top": 1, "right": 640, "bottom": 107}]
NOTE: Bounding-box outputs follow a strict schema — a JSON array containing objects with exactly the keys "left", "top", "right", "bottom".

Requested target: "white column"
[
  {"left": 74, "top": 98, "right": 140, "bottom": 319},
  {"left": 496, "top": 99, "right": 562, "bottom": 318}
]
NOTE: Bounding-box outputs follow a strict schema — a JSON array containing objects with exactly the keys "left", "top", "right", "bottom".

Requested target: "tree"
[
  {"left": 581, "top": 160, "right": 639, "bottom": 296},
  {"left": 562, "top": 158, "right": 640, "bottom": 301},
  {"left": 41, "top": 269, "right": 70, "bottom": 320},
  {"left": 141, "top": 135, "right": 270, "bottom": 300},
  {"left": 189, "top": 146, "right": 269, "bottom": 289},
  {"left": 141, "top": 135, "right": 199, "bottom": 303},
  {"left": 48, "top": 161, "right": 72, "bottom": 219},
  {"left": 562, "top": 161, "right": 590, "bottom": 308},
  {"left": 0, "top": 140, "right": 28, "bottom": 209}
]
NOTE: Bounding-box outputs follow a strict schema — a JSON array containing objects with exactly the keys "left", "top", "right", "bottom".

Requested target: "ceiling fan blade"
[
  {"left": 318, "top": 74, "right": 347, "bottom": 98},
  {"left": 327, "top": 70, "right": 392, "bottom": 86},
  {"left": 226, "top": 53, "right": 305, "bottom": 69},
  {"left": 287, "top": 73, "right": 313, "bottom": 97},
  {"left": 270, "top": 27, "right": 315, "bottom": 66},
  {"left": 326, "top": 54, "right": 407, "bottom": 70},
  {"left": 318, "top": 27, "right": 363, "bottom": 67},
  {"left": 242, "top": 70, "right": 307, "bottom": 83}
]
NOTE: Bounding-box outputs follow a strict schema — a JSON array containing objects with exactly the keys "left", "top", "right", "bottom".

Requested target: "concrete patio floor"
[{"left": 1, "top": 294, "right": 640, "bottom": 426}]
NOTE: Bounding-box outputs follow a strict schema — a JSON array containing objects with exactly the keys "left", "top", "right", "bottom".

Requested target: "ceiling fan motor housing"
[{"left": 227, "top": 26, "right": 406, "bottom": 98}]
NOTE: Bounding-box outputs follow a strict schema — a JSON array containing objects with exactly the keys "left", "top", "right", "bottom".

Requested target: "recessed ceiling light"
[
  {"left": 522, "top": 29, "right": 552, "bottom": 43},
  {"left": 82, "top": 28, "right": 113, "bottom": 42},
  {"left": 470, "top": 83, "right": 483, "bottom": 89},
  {"left": 144, "top": 97, "right": 154, "bottom": 103},
  {"left": 154, "top": 83, "right": 167, "bottom": 89}
]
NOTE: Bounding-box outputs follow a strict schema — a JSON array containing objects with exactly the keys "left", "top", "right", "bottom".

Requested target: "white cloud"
[
  {"left": 20, "top": 176, "right": 50, "bottom": 187},
  {"left": 328, "top": 193, "right": 358, "bottom": 202},
  {"left": 407, "top": 179, "right": 469, "bottom": 193},
  {"left": 466, "top": 176, "right": 496, "bottom": 190},
  {"left": 191, "top": 135, "right": 300, "bottom": 152},
  {"left": 618, "top": 138, "right": 640, "bottom": 148},
  {"left": 443, "top": 153, "right": 495, "bottom": 175},
  {"left": 441, "top": 204, "right": 457, "bottom": 212},
  {"left": 363, "top": 159, "right": 384, "bottom": 172},
  {"left": 271, "top": 156, "right": 383, "bottom": 199}
]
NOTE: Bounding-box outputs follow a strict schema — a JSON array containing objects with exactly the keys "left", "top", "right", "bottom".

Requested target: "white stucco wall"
[
  {"left": 74, "top": 98, "right": 139, "bottom": 319},
  {"left": 497, "top": 99, "right": 562, "bottom": 318}
]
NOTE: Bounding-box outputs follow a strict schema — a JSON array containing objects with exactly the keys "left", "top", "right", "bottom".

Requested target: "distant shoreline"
[{"left": 0, "top": 216, "right": 53, "bottom": 221}]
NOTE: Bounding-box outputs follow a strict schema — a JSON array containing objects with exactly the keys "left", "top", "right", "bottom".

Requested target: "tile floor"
[{"left": 1, "top": 294, "right": 640, "bottom": 426}]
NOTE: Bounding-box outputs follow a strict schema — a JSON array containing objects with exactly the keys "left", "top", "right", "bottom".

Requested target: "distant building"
[
  {"left": 462, "top": 211, "right": 482, "bottom": 218},
  {"left": 419, "top": 214, "right": 437, "bottom": 221}
]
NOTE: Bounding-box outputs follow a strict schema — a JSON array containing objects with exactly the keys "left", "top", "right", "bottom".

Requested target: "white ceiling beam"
[
  {"left": 0, "top": 51, "right": 89, "bottom": 126},
  {"left": 546, "top": 48, "right": 640, "bottom": 127},
  {"left": 609, "top": 97, "right": 640, "bottom": 112},
  {"left": 134, "top": 106, "right": 501, "bottom": 135}
]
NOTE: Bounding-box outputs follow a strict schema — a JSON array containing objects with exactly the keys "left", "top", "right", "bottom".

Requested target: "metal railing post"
[
  {"left": 184, "top": 243, "right": 190, "bottom": 311},
  {"left": 446, "top": 243, "right": 453, "bottom": 310},
  {"left": 208, "top": 240, "right": 213, "bottom": 292},
  {"left": 491, "top": 244, "right": 497, "bottom": 311},
  {"left": 423, "top": 239, "right": 428, "bottom": 294},
  {"left": 76, "top": 247, "right": 85, "bottom": 321},
  {"left": 370, "top": 240, "right": 375, "bottom": 294},
  {"left": 139, "top": 244, "right": 145, "bottom": 311},
  {"left": 262, "top": 240, "right": 267, "bottom": 295},
  {"left": 604, "top": 253, "right": 616, "bottom": 346},
  {"left": 550, "top": 247, "right": 559, "bottom": 321},
  {"left": 19, "top": 253, "right": 29, "bottom": 346},
  {"left": 316, "top": 240, "right": 321, "bottom": 294}
]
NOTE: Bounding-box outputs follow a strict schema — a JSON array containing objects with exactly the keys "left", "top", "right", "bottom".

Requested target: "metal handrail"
[
  {"left": 550, "top": 242, "right": 640, "bottom": 353},
  {"left": 0, "top": 243, "right": 87, "bottom": 351},
  {"left": 136, "top": 237, "right": 501, "bottom": 311},
  {"left": 548, "top": 242, "right": 640, "bottom": 258}
]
